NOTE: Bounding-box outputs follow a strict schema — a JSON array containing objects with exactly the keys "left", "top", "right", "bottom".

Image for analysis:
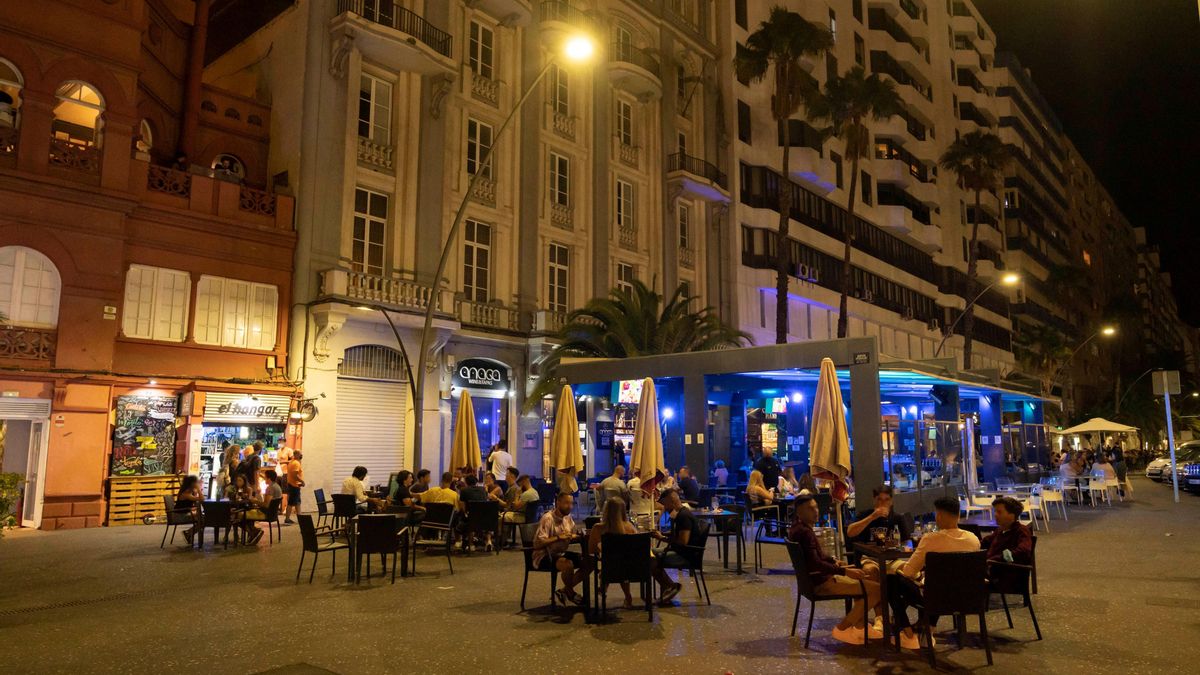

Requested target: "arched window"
[
  {"left": 338, "top": 345, "right": 407, "bottom": 381},
  {"left": 211, "top": 153, "right": 245, "bottom": 181},
  {"left": 136, "top": 119, "right": 153, "bottom": 154},
  {"left": 52, "top": 81, "right": 104, "bottom": 148},
  {"left": 0, "top": 246, "right": 61, "bottom": 328},
  {"left": 0, "top": 58, "right": 21, "bottom": 130}
]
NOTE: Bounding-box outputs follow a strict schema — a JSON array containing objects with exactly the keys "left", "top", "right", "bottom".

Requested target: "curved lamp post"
[
  {"left": 410, "top": 34, "right": 597, "bottom": 469},
  {"left": 933, "top": 272, "right": 1021, "bottom": 359},
  {"left": 1049, "top": 325, "right": 1117, "bottom": 408}
]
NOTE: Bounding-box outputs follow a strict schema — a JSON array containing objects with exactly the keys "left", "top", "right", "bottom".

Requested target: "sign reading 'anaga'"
[{"left": 452, "top": 358, "right": 511, "bottom": 392}]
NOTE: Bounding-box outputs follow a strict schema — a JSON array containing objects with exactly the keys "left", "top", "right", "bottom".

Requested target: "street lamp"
[
  {"left": 1049, "top": 324, "right": 1118, "bottom": 405},
  {"left": 410, "top": 33, "right": 597, "bottom": 469},
  {"left": 933, "top": 272, "right": 1021, "bottom": 358}
]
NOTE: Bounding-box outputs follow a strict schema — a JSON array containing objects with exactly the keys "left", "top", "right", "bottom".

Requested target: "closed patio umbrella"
[
  {"left": 631, "top": 377, "right": 666, "bottom": 496},
  {"left": 809, "top": 358, "right": 852, "bottom": 555},
  {"left": 549, "top": 384, "right": 583, "bottom": 493},
  {"left": 450, "top": 390, "right": 482, "bottom": 473}
]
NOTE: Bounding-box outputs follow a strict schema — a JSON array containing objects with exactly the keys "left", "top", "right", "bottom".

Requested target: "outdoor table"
[
  {"left": 960, "top": 515, "right": 999, "bottom": 531},
  {"left": 693, "top": 508, "right": 744, "bottom": 574},
  {"left": 852, "top": 542, "right": 912, "bottom": 651},
  {"left": 569, "top": 531, "right": 595, "bottom": 622}
]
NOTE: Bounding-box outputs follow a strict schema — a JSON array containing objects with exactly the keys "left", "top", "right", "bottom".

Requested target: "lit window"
[
  {"left": 0, "top": 246, "right": 60, "bottom": 328},
  {"left": 358, "top": 73, "right": 393, "bottom": 144},
  {"left": 1082, "top": 250, "right": 1092, "bottom": 266},
  {"left": 210, "top": 153, "right": 245, "bottom": 181},
  {"left": 136, "top": 119, "right": 153, "bottom": 154},
  {"left": 52, "top": 81, "right": 103, "bottom": 147},
  {"left": 0, "top": 58, "right": 22, "bottom": 132},
  {"left": 352, "top": 187, "right": 389, "bottom": 276},
  {"left": 122, "top": 264, "right": 189, "bottom": 342}
]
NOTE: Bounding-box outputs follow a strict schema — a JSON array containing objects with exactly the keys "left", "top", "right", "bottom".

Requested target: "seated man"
[
  {"left": 649, "top": 488, "right": 689, "bottom": 604},
  {"left": 846, "top": 486, "right": 910, "bottom": 578},
  {"left": 388, "top": 469, "right": 425, "bottom": 526},
  {"left": 411, "top": 469, "right": 432, "bottom": 494},
  {"left": 500, "top": 467, "right": 522, "bottom": 507},
  {"left": 981, "top": 496, "right": 1033, "bottom": 588},
  {"left": 459, "top": 474, "right": 488, "bottom": 510},
  {"left": 788, "top": 495, "right": 884, "bottom": 644},
  {"left": 341, "top": 466, "right": 386, "bottom": 513},
  {"left": 598, "top": 465, "right": 631, "bottom": 511},
  {"left": 887, "top": 497, "right": 982, "bottom": 649},
  {"left": 413, "top": 472, "right": 460, "bottom": 511},
  {"left": 677, "top": 466, "right": 701, "bottom": 503},
  {"left": 532, "top": 492, "right": 588, "bottom": 606},
  {"left": 242, "top": 469, "right": 283, "bottom": 545}
]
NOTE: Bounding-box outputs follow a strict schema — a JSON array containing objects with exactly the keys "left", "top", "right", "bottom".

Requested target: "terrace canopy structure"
[{"left": 555, "top": 337, "right": 1050, "bottom": 512}]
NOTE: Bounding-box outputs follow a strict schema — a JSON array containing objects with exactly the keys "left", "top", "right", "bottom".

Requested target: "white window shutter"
[
  {"left": 247, "top": 283, "right": 278, "bottom": 351},
  {"left": 122, "top": 266, "right": 156, "bottom": 339},
  {"left": 153, "top": 269, "right": 190, "bottom": 341},
  {"left": 194, "top": 276, "right": 224, "bottom": 345},
  {"left": 222, "top": 279, "right": 251, "bottom": 348}
]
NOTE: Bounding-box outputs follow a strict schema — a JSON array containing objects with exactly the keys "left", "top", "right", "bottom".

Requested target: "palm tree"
[
  {"left": 1013, "top": 323, "right": 1072, "bottom": 399},
  {"left": 734, "top": 8, "right": 832, "bottom": 344},
  {"left": 939, "top": 130, "right": 1011, "bottom": 369},
  {"left": 527, "top": 280, "right": 751, "bottom": 407},
  {"left": 807, "top": 67, "right": 902, "bottom": 338}
]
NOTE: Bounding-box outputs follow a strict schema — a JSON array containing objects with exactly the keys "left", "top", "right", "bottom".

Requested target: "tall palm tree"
[
  {"left": 734, "top": 8, "right": 832, "bottom": 344},
  {"left": 939, "top": 130, "right": 1011, "bottom": 369},
  {"left": 1013, "top": 323, "right": 1072, "bottom": 399},
  {"left": 527, "top": 281, "right": 752, "bottom": 407},
  {"left": 807, "top": 67, "right": 902, "bottom": 338}
]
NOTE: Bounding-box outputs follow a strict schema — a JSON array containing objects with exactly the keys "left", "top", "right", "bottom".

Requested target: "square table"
[
  {"left": 693, "top": 508, "right": 745, "bottom": 574},
  {"left": 852, "top": 541, "right": 912, "bottom": 650}
]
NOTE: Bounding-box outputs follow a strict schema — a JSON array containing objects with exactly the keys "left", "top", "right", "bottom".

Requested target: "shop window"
[
  {"left": 463, "top": 219, "right": 491, "bottom": 302},
  {"left": 52, "top": 81, "right": 104, "bottom": 147},
  {"left": 193, "top": 275, "right": 278, "bottom": 350},
  {"left": 0, "top": 58, "right": 23, "bottom": 133},
  {"left": 466, "top": 117, "right": 494, "bottom": 178},
  {"left": 616, "top": 262, "right": 636, "bottom": 294},
  {"left": 547, "top": 243, "right": 570, "bottom": 313},
  {"left": 468, "top": 20, "right": 495, "bottom": 80},
  {"left": 0, "top": 246, "right": 60, "bottom": 328},
  {"left": 352, "top": 187, "right": 389, "bottom": 276},
  {"left": 358, "top": 72, "right": 392, "bottom": 144},
  {"left": 122, "top": 264, "right": 189, "bottom": 342}
]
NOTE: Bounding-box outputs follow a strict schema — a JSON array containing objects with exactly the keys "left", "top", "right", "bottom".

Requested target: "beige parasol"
[
  {"left": 630, "top": 377, "right": 665, "bottom": 495},
  {"left": 548, "top": 384, "right": 583, "bottom": 493},
  {"left": 809, "top": 357, "right": 852, "bottom": 502},
  {"left": 450, "top": 390, "right": 482, "bottom": 472}
]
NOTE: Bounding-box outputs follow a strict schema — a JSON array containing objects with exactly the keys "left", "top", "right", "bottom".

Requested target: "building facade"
[{"left": 0, "top": 0, "right": 297, "bottom": 529}]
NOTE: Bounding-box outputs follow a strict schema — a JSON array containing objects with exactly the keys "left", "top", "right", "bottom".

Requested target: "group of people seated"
[
  {"left": 171, "top": 468, "right": 284, "bottom": 547},
  {"left": 791, "top": 484, "right": 1033, "bottom": 647}
]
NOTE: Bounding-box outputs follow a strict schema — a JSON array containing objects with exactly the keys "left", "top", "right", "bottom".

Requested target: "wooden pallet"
[{"left": 107, "top": 475, "right": 180, "bottom": 526}]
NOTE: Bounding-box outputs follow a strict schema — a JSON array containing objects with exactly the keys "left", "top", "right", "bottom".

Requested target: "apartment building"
[
  {"left": 0, "top": 0, "right": 297, "bottom": 529},
  {"left": 204, "top": 0, "right": 728, "bottom": 493}
]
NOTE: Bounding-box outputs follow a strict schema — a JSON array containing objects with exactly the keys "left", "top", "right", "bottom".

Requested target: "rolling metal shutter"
[{"left": 334, "top": 377, "right": 407, "bottom": 485}]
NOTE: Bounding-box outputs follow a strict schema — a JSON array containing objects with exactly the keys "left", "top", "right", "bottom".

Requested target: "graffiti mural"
[{"left": 110, "top": 395, "right": 178, "bottom": 476}]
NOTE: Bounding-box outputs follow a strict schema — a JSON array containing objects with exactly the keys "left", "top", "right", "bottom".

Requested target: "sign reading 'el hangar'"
[
  {"left": 202, "top": 392, "right": 292, "bottom": 423},
  {"left": 453, "top": 358, "right": 511, "bottom": 392}
]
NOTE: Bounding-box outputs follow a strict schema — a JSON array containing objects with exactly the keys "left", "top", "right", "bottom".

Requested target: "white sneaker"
[
  {"left": 898, "top": 630, "right": 921, "bottom": 650},
  {"left": 830, "top": 625, "right": 864, "bottom": 645}
]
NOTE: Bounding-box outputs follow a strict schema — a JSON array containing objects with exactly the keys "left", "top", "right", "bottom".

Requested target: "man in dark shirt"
[
  {"left": 754, "top": 447, "right": 783, "bottom": 498},
  {"left": 650, "top": 489, "right": 691, "bottom": 604},
  {"left": 238, "top": 442, "right": 263, "bottom": 482},
  {"left": 788, "top": 495, "right": 883, "bottom": 644},
  {"left": 459, "top": 474, "right": 488, "bottom": 505},
  {"left": 981, "top": 496, "right": 1033, "bottom": 591},
  {"left": 677, "top": 466, "right": 701, "bottom": 503},
  {"left": 846, "top": 485, "right": 911, "bottom": 545},
  {"left": 411, "top": 469, "right": 431, "bottom": 494}
]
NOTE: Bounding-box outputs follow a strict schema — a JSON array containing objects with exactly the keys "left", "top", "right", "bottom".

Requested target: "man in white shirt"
[
  {"left": 627, "top": 468, "right": 642, "bottom": 493},
  {"left": 889, "top": 497, "right": 981, "bottom": 649},
  {"left": 598, "top": 465, "right": 631, "bottom": 510},
  {"left": 341, "top": 466, "right": 385, "bottom": 513},
  {"left": 489, "top": 440, "right": 514, "bottom": 488}
]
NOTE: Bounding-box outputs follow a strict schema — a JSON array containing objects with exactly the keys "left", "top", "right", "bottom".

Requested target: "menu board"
[{"left": 111, "top": 395, "right": 178, "bottom": 476}]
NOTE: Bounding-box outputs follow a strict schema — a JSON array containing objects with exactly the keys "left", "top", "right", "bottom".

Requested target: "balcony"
[
  {"left": 549, "top": 202, "right": 573, "bottom": 230},
  {"left": 468, "top": 175, "right": 496, "bottom": 207},
  {"left": 908, "top": 179, "right": 938, "bottom": 206},
  {"left": 539, "top": 1, "right": 593, "bottom": 39},
  {"left": 458, "top": 299, "right": 520, "bottom": 331},
  {"left": 954, "top": 45, "right": 982, "bottom": 72},
  {"left": 614, "top": 137, "right": 639, "bottom": 168},
  {"left": 875, "top": 114, "right": 934, "bottom": 159},
  {"left": 667, "top": 152, "right": 730, "bottom": 203},
  {"left": 549, "top": 107, "right": 576, "bottom": 141},
  {"left": 470, "top": 71, "right": 499, "bottom": 107},
  {"left": 0, "top": 125, "right": 18, "bottom": 165},
  {"left": 320, "top": 269, "right": 455, "bottom": 315},
  {"left": 471, "top": 0, "right": 533, "bottom": 27},
  {"left": 0, "top": 326, "right": 57, "bottom": 362},
  {"left": 332, "top": 0, "right": 454, "bottom": 76},
  {"left": 48, "top": 137, "right": 100, "bottom": 174},
  {"left": 870, "top": 0, "right": 927, "bottom": 40},
  {"left": 679, "top": 246, "right": 695, "bottom": 269},
  {"left": 608, "top": 43, "right": 662, "bottom": 101},
  {"left": 533, "top": 309, "right": 568, "bottom": 334},
  {"left": 357, "top": 136, "right": 394, "bottom": 172},
  {"left": 618, "top": 224, "right": 637, "bottom": 251},
  {"left": 137, "top": 160, "right": 295, "bottom": 231}
]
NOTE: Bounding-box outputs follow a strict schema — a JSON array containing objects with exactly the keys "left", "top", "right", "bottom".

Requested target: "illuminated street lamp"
[
  {"left": 410, "top": 33, "right": 597, "bottom": 468},
  {"left": 1050, "top": 324, "right": 1118, "bottom": 404},
  {"left": 933, "top": 272, "right": 1021, "bottom": 358}
]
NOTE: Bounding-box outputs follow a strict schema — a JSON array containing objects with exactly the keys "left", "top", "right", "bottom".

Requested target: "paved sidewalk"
[{"left": 1, "top": 477, "right": 1197, "bottom": 674}]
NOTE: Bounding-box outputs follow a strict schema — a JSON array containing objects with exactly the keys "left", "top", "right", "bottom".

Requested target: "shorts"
[
  {"left": 535, "top": 550, "right": 582, "bottom": 572},
  {"left": 286, "top": 485, "right": 301, "bottom": 504}
]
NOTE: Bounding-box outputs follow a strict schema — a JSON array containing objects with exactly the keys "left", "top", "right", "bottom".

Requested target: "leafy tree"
[
  {"left": 808, "top": 66, "right": 902, "bottom": 338},
  {"left": 734, "top": 7, "right": 832, "bottom": 344},
  {"left": 939, "top": 130, "right": 1011, "bottom": 369},
  {"left": 527, "top": 280, "right": 751, "bottom": 407}
]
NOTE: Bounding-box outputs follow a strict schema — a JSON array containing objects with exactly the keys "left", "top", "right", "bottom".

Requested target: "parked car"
[
  {"left": 1183, "top": 459, "right": 1200, "bottom": 493},
  {"left": 1146, "top": 444, "right": 1200, "bottom": 481}
]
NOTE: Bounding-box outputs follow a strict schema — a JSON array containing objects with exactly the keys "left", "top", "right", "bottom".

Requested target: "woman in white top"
[
  {"left": 746, "top": 470, "right": 774, "bottom": 506},
  {"left": 1092, "top": 454, "right": 1117, "bottom": 481},
  {"left": 777, "top": 466, "right": 801, "bottom": 495},
  {"left": 713, "top": 460, "right": 730, "bottom": 487}
]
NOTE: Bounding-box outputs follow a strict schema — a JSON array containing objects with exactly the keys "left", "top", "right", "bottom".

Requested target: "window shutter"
[
  {"left": 248, "top": 283, "right": 278, "bottom": 351},
  {"left": 222, "top": 280, "right": 251, "bottom": 348},
  {"left": 194, "top": 276, "right": 224, "bottom": 345},
  {"left": 153, "top": 269, "right": 190, "bottom": 341},
  {"left": 122, "top": 266, "right": 156, "bottom": 339}
]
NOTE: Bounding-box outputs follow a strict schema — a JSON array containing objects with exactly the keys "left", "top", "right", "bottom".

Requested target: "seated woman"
[
  {"left": 483, "top": 472, "right": 505, "bottom": 502},
  {"left": 777, "top": 466, "right": 801, "bottom": 495},
  {"left": 242, "top": 470, "right": 282, "bottom": 545},
  {"left": 588, "top": 497, "right": 639, "bottom": 609},
  {"left": 174, "top": 475, "right": 204, "bottom": 546},
  {"left": 797, "top": 472, "right": 818, "bottom": 495},
  {"left": 713, "top": 459, "right": 729, "bottom": 487},
  {"left": 224, "top": 474, "right": 253, "bottom": 504},
  {"left": 746, "top": 469, "right": 774, "bottom": 507}
]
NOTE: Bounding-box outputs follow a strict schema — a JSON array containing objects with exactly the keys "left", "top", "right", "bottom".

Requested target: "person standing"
[
  {"left": 284, "top": 450, "right": 304, "bottom": 524},
  {"left": 239, "top": 441, "right": 263, "bottom": 485},
  {"left": 611, "top": 439, "right": 626, "bottom": 472},
  {"left": 489, "top": 439, "right": 513, "bottom": 490},
  {"left": 754, "top": 446, "right": 783, "bottom": 497}
]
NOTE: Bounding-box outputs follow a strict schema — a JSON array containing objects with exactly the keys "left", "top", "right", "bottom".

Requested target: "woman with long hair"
[
  {"left": 746, "top": 469, "right": 774, "bottom": 506},
  {"left": 174, "top": 475, "right": 204, "bottom": 546},
  {"left": 588, "top": 496, "right": 637, "bottom": 608}
]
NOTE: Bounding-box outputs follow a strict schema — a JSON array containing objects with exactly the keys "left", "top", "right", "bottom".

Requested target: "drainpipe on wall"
[{"left": 178, "top": 0, "right": 212, "bottom": 159}]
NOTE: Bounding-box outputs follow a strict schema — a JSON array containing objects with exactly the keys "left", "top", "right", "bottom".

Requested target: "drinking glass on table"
[{"left": 871, "top": 527, "right": 887, "bottom": 546}]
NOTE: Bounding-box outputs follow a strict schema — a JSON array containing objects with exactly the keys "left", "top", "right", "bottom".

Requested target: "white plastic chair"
[
  {"left": 1038, "top": 482, "right": 1068, "bottom": 521},
  {"left": 1022, "top": 489, "right": 1048, "bottom": 533},
  {"left": 1082, "top": 476, "right": 1108, "bottom": 507}
]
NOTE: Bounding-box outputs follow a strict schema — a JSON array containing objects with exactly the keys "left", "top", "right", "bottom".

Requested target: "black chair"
[
  {"left": 753, "top": 509, "right": 788, "bottom": 574},
  {"left": 296, "top": 514, "right": 350, "bottom": 583},
  {"left": 518, "top": 522, "right": 557, "bottom": 610},
  {"left": 786, "top": 540, "right": 867, "bottom": 648},
  {"left": 988, "top": 535, "right": 1041, "bottom": 640},
  {"left": 412, "top": 502, "right": 457, "bottom": 574},
  {"left": 503, "top": 500, "right": 540, "bottom": 548},
  {"left": 461, "top": 500, "right": 501, "bottom": 554},
  {"left": 159, "top": 495, "right": 197, "bottom": 548},
  {"left": 331, "top": 493, "right": 358, "bottom": 530},
  {"left": 246, "top": 497, "right": 283, "bottom": 544},
  {"left": 921, "top": 550, "right": 993, "bottom": 666},
  {"left": 354, "top": 514, "right": 407, "bottom": 584},
  {"left": 595, "top": 532, "right": 654, "bottom": 620},
  {"left": 313, "top": 488, "right": 333, "bottom": 527},
  {"left": 198, "top": 500, "right": 237, "bottom": 549},
  {"left": 658, "top": 519, "right": 712, "bottom": 605}
]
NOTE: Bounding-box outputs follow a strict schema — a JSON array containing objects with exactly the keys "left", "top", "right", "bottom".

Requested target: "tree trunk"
[
  {"left": 775, "top": 133, "right": 792, "bottom": 344},
  {"left": 837, "top": 154, "right": 860, "bottom": 339},
  {"left": 963, "top": 188, "right": 982, "bottom": 370}
]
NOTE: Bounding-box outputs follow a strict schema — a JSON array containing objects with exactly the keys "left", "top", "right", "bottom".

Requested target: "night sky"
[{"left": 974, "top": 0, "right": 1200, "bottom": 323}]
